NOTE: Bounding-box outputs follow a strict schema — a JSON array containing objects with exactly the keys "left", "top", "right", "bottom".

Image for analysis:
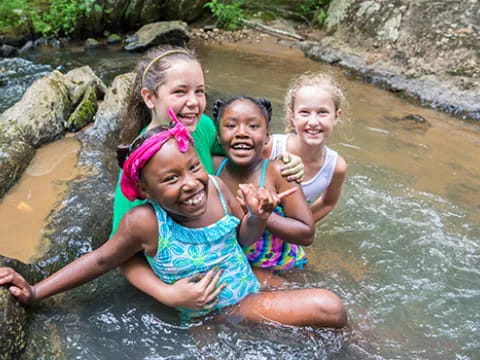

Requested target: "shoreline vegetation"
[{"left": 0, "top": 1, "right": 479, "bottom": 123}]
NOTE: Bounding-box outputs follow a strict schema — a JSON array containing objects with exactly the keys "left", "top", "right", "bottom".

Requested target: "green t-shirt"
[{"left": 110, "top": 113, "right": 222, "bottom": 237}]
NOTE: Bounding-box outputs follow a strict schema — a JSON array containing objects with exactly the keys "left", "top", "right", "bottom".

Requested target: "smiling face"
[
  {"left": 140, "top": 139, "right": 209, "bottom": 224},
  {"left": 142, "top": 60, "right": 206, "bottom": 133},
  {"left": 291, "top": 85, "right": 341, "bottom": 146},
  {"left": 218, "top": 99, "right": 270, "bottom": 167}
]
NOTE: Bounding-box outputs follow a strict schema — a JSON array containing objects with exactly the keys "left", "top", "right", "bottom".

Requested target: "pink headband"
[{"left": 120, "top": 108, "right": 194, "bottom": 201}]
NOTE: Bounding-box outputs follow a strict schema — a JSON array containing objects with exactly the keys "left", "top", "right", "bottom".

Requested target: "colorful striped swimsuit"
[{"left": 216, "top": 159, "right": 307, "bottom": 271}]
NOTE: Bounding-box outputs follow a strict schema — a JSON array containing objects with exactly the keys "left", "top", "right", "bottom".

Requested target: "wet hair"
[
  {"left": 120, "top": 45, "right": 201, "bottom": 144},
  {"left": 116, "top": 125, "right": 170, "bottom": 168},
  {"left": 284, "top": 72, "right": 349, "bottom": 134},
  {"left": 212, "top": 96, "right": 273, "bottom": 128}
]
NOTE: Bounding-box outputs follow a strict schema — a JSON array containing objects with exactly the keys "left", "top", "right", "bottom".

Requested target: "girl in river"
[
  {"left": 113, "top": 44, "right": 306, "bottom": 310},
  {"left": 264, "top": 72, "right": 348, "bottom": 223},
  {"left": 0, "top": 121, "right": 347, "bottom": 328},
  {"left": 213, "top": 96, "right": 314, "bottom": 271}
]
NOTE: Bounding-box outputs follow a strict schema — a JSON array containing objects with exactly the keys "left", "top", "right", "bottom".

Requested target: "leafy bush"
[
  {"left": 0, "top": 0, "right": 102, "bottom": 37},
  {"left": 204, "top": 0, "right": 245, "bottom": 30}
]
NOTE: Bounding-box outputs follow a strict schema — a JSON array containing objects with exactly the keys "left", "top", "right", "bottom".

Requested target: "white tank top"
[{"left": 269, "top": 134, "right": 338, "bottom": 202}]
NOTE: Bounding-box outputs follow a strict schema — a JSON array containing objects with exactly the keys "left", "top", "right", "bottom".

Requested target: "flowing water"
[{"left": 0, "top": 40, "right": 479, "bottom": 359}]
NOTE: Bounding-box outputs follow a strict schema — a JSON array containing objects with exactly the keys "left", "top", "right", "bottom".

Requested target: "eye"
[
  {"left": 163, "top": 175, "right": 178, "bottom": 183},
  {"left": 190, "top": 162, "right": 201, "bottom": 172},
  {"left": 224, "top": 122, "right": 236, "bottom": 129},
  {"left": 195, "top": 89, "right": 205, "bottom": 95},
  {"left": 250, "top": 123, "right": 260, "bottom": 129},
  {"left": 173, "top": 89, "right": 185, "bottom": 95},
  {"left": 299, "top": 110, "right": 309, "bottom": 116}
]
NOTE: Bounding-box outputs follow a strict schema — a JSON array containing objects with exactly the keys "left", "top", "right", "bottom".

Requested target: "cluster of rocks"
[{"left": 191, "top": 27, "right": 260, "bottom": 43}]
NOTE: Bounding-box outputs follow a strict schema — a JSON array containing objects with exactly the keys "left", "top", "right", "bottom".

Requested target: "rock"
[
  {"left": 19, "top": 41, "right": 34, "bottom": 54},
  {"left": 0, "top": 255, "right": 45, "bottom": 360},
  {"left": 84, "top": 38, "right": 102, "bottom": 50},
  {"left": 0, "top": 129, "right": 35, "bottom": 199},
  {"left": 0, "top": 45, "right": 18, "bottom": 58},
  {"left": 163, "top": 0, "right": 210, "bottom": 22},
  {"left": 0, "top": 66, "right": 106, "bottom": 199},
  {"left": 384, "top": 113, "right": 432, "bottom": 132},
  {"left": 124, "top": 21, "right": 190, "bottom": 52},
  {"left": 64, "top": 66, "right": 107, "bottom": 106},
  {"left": 107, "top": 34, "right": 122, "bottom": 44},
  {"left": 65, "top": 86, "right": 98, "bottom": 132},
  {"left": 34, "top": 72, "right": 135, "bottom": 273},
  {"left": 0, "top": 286, "right": 27, "bottom": 360}
]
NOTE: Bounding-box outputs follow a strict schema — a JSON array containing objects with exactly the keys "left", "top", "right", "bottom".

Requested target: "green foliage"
[
  {"left": 0, "top": 0, "right": 103, "bottom": 37},
  {"left": 299, "top": 0, "right": 329, "bottom": 26},
  {"left": 204, "top": 0, "right": 245, "bottom": 30}
]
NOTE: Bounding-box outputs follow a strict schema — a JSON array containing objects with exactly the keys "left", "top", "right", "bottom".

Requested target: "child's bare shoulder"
[
  {"left": 121, "top": 204, "right": 157, "bottom": 236},
  {"left": 267, "top": 159, "right": 288, "bottom": 179},
  {"left": 335, "top": 154, "right": 347, "bottom": 175}
]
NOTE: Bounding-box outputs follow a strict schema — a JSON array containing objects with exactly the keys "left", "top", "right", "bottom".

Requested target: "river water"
[{"left": 0, "top": 40, "right": 479, "bottom": 359}]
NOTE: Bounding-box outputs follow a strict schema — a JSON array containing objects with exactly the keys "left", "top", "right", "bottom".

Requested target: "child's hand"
[
  {"left": 239, "top": 183, "right": 297, "bottom": 220},
  {"left": 169, "top": 267, "right": 226, "bottom": 311},
  {"left": 0, "top": 267, "right": 36, "bottom": 305},
  {"left": 280, "top": 152, "right": 304, "bottom": 183},
  {"left": 236, "top": 189, "right": 247, "bottom": 213}
]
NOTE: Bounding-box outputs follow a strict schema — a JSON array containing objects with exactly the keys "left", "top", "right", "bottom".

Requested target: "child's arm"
[
  {"left": 265, "top": 160, "right": 315, "bottom": 246},
  {"left": 310, "top": 155, "right": 347, "bottom": 223},
  {"left": 263, "top": 135, "right": 304, "bottom": 182},
  {"left": 1, "top": 206, "right": 155, "bottom": 305},
  {"left": 120, "top": 253, "right": 225, "bottom": 310}
]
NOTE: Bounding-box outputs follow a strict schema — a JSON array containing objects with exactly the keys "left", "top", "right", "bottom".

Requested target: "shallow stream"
[{"left": 0, "top": 40, "right": 479, "bottom": 359}]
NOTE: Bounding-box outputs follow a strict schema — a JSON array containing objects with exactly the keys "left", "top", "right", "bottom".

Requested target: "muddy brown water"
[{"left": 0, "top": 39, "right": 478, "bottom": 359}]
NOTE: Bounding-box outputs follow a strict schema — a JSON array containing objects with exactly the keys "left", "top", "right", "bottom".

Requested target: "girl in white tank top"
[{"left": 265, "top": 72, "right": 349, "bottom": 223}]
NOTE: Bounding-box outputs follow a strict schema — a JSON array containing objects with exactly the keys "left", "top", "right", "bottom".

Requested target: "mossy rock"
[
  {"left": 65, "top": 86, "right": 97, "bottom": 132},
  {"left": 0, "top": 287, "right": 27, "bottom": 360}
]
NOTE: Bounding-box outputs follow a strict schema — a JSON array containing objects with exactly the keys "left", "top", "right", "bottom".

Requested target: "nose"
[
  {"left": 235, "top": 123, "right": 249, "bottom": 137},
  {"left": 306, "top": 114, "right": 321, "bottom": 127},
  {"left": 186, "top": 93, "right": 199, "bottom": 107},
  {"left": 182, "top": 172, "right": 198, "bottom": 191}
]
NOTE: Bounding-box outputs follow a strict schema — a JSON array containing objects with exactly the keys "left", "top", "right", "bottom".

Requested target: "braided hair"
[{"left": 212, "top": 96, "right": 273, "bottom": 128}]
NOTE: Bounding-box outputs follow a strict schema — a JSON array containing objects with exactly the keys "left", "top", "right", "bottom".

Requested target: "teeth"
[
  {"left": 184, "top": 191, "right": 204, "bottom": 206},
  {"left": 180, "top": 114, "right": 196, "bottom": 119},
  {"left": 232, "top": 144, "right": 251, "bottom": 149}
]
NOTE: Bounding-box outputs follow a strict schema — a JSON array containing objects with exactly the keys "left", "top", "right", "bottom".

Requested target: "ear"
[
  {"left": 138, "top": 179, "right": 151, "bottom": 200},
  {"left": 264, "top": 131, "right": 271, "bottom": 145},
  {"left": 141, "top": 87, "right": 156, "bottom": 109},
  {"left": 335, "top": 108, "right": 343, "bottom": 123}
]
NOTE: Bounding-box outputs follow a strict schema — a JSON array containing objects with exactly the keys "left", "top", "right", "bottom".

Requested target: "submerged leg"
[{"left": 234, "top": 288, "right": 347, "bottom": 328}]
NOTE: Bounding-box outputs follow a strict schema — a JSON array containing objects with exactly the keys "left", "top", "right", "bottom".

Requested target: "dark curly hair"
[{"left": 212, "top": 96, "right": 272, "bottom": 128}]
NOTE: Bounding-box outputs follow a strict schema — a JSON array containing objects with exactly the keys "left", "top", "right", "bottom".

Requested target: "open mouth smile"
[{"left": 181, "top": 190, "right": 206, "bottom": 209}]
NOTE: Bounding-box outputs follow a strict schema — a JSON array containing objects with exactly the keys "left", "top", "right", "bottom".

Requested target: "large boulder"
[
  {"left": 33, "top": 72, "right": 135, "bottom": 273},
  {"left": 163, "top": 0, "right": 210, "bottom": 22},
  {"left": 302, "top": 0, "right": 480, "bottom": 121},
  {"left": 0, "top": 66, "right": 106, "bottom": 199},
  {"left": 0, "top": 73, "right": 134, "bottom": 360},
  {"left": 0, "top": 255, "right": 46, "bottom": 360},
  {"left": 124, "top": 20, "right": 190, "bottom": 51}
]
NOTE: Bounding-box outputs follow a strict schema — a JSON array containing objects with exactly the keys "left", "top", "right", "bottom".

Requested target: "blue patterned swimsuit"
[{"left": 145, "top": 175, "right": 260, "bottom": 319}]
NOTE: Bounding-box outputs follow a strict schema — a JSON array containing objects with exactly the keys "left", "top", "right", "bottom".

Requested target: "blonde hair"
[{"left": 284, "top": 72, "right": 349, "bottom": 134}]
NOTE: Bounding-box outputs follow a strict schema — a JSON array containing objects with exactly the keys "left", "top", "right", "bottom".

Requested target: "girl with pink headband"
[{"left": 0, "top": 116, "right": 346, "bottom": 328}]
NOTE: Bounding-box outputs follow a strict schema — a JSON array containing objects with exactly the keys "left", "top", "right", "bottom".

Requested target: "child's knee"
[{"left": 313, "top": 290, "right": 348, "bottom": 328}]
